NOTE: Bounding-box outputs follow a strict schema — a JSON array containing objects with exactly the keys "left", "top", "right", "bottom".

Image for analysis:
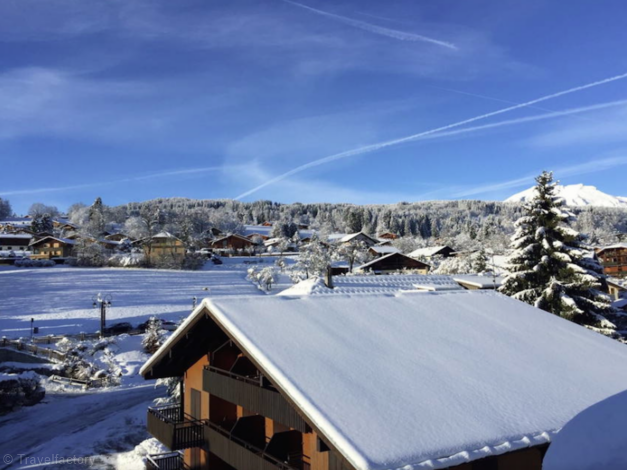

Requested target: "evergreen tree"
[
  {"left": 500, "top": 172, "right": 614, "bottom": 327},
  {"left": 0, "top": 198, "right": 12, "bottom": 219},
  {"left": 88, "top": 197, "right": 106, "bottom": 235}
]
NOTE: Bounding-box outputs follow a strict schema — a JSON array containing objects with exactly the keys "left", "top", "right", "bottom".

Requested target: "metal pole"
[
  {"left": 101, "top": 302, "right": 106, "bottom": 338},
  {"left": 30, "top": 318, "right": 34, "bottom": 342}
]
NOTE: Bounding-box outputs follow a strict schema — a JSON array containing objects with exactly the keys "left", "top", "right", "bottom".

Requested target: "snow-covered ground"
[
  {"left": 0, "top": 258, "right": 294, "bottom": 469},
  {"left": 0, "top": 258, "right": 289, "bottom": 337}
]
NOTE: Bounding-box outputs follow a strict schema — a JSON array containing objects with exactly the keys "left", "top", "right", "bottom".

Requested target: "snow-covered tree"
[
  {"left": 333, "top": 240, "right": 371, "bottom": 272},
  {"left": 500, "top": 172, "right": 614, "bottom": 327},
  {"left": 142, "top": 317, "right": 165, "bottom": 354},
  {"left": 293, "top": 235, "right": 330, "bottom": 279},
  {"left": 0, "top": 198, "right": 12, "bottom": 219},
  {"left": 31, "top": 213, "right": 53, "bottom": 233},
  {"left": 28, "top": 202, "right": 59, "bottom": 218}
]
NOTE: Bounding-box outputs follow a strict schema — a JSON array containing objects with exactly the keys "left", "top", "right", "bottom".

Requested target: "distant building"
[
  {"left": 144, "top": 231, "right": 186, "bottom": 260},
  {"left": 606, "top": 278, "right": 627, "bottom": 301},
  {"left": 377, "top": 232, "right": 398, "bottom": 240},
  {"left": 368, "top": 245, "right": 401, "bottom": 257},
  {"left": 210, "top": 234, "right": 256, "bottom": 252},
  {"left": 140, "top": 290, "right": 627, "bottom": 470},
  {"left": 0, "top": 234, "right": 32, "bottom": 252},
  {"left": 336, "top": 231, "right": 379, "bottom": 247},
  {"left": 408, "top": 245, "right": 456, "bottom": 260},
  {"left": 357, "top": 252, "right": 430, "bottom": 274},
  {"left": 596, "top": 244, "right": 627, "bottom": 278},
  {"left": 453, "top": 274, "right": 504, "bottom": 290},
  {"left": 29, "top": 236, "right": 75, "bottom": 259}
]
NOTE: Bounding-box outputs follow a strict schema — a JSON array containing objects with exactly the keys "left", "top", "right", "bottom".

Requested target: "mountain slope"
[{"left": 506, "top": 184, "right": 627, "bottom": 208}]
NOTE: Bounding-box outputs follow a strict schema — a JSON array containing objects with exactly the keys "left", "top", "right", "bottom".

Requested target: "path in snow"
[{"left": 0, "top": 384, "right": 163, "bottom": 469}]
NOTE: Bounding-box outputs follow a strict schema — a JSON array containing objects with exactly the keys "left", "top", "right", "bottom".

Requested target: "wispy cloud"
[
  {"left": 0, "top": 166, "right": 231, "bottom": 197},
  {"left": 283, "top": 0, "right": 457, "bottom": 50},
  {"left": 234, "top": 72, "right": 627, "bottom": 200},
  {"left": 452, "top": 156, "right": 627, "bottom": 198}
]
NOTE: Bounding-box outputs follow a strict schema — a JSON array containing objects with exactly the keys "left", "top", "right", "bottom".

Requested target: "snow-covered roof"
[
  {"left": 357, "top": 252, "right": 429, "bottom": 272},
  {"left": 200, "top": 291, "right": 627, "bottom": 470},
  {"left": 369, "top": 245, "right": 400, "bottom": 255},
  {"left": 543, "top": 390, "right": 627, "bottom": 470},
  {"left": 338, "top": 232, "right": 378, "bottom": 244},
  {"left": 0, "top": 234, "right": 32, "bottom": 239},
  {"left": 28, "top": 236, "right": 75, "bottom": 246},
  {"left": 151, "top": 231, "right": 180, "bottom": 240},
  {"left": 453, "top": 274, "right": 504, "bottom": 289},
  {"left": 278, "top": 274, "right": 462, "bottom": 296},
  {"left": 408, "top": 245, "right": 452, "bottom": 258},
  {"left": 597, "top": 243, "right": 627, "bottom": 253}
]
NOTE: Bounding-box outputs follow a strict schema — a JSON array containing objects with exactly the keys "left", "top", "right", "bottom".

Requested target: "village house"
[
  {"left": 0, "top": 217, "right": 32, "bottom": 232},
  {"left": 606, "top": 278, "right": 627, "bottom": 300},
  {"left": 210, "top": 234, "right": 256, "bottom": 253},
  {"left": 408, "top": 245, "right": 456, "bottom": 260},
  {"left": 377, "top": 232, "right": 398, "bottom": 240},
  {"left": 140, "top": 290, "right": 627, "bottom": 470},
  {"left": 357, "top": 252, "right": 430, "bottom": 275},
  {"left": 0, "top": 234, "right": 32, "bottom": 252},
  {"left": 29, "top": 236, "right": 75, "bottom": 259},
  {"left": 596, "top": 243, "right": 627, "bottom": 277},
  {"left": 333, "top": 232, "right": 379, "bottom": 247},
  {"left": 453, "top": 274, "right": 504, "bottom": 290},
  {"left": 143, "top": 231, "right": 186, "bottom": 260},
  {"left": 367, "top": 245, "right": 400, "bottom": 257}
]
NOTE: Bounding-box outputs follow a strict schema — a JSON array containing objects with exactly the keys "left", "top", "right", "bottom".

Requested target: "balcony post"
[{"left": 179, "top": 376, "right": 185, "bottom": 422}]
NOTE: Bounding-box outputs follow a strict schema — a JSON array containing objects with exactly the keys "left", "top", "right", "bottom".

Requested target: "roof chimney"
[{"left": 324, "top": 265, "right": 334, "bottom": 289}]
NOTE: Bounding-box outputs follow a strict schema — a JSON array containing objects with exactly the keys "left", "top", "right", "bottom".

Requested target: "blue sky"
[{"left": 2, "top": 0, "right": 627, "bottom": 214}]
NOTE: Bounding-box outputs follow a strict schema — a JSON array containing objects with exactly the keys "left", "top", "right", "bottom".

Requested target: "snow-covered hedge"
[
  {"left": 0, "top": 371, "right": 45, "bottom": 414},
  {"left": 14, "top": 258, "right": 55, "bottom": 268}
]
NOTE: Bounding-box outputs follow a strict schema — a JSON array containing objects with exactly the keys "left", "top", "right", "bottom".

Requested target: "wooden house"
[
  {"left": 596, "top": 244, "right": 627, "bottom": 278},
  {"left": 377, "top": 232, "right": 398, "bottom": 240},
  {"left": 368, "top": 246, "right": 400, "bottom": 257},
  {"left": 337, "top": 232, "right": 379, "bottom": 247},
  {"left": 357, "top": 252, "right": 430, "bottom": 274},
  {"left": 29, "top": 236, "right": 75, "bottom": 259},
  {"left": 408, "top": 245, "right": 456, "bottom": 260},
  {"left": 140, "top": 291, "right": 627, "bottom": 470},
  {"left": 144, "top": 231, "right": 186, "bottom": 260},
  {"left": 0, "top": 234, "right": 32, "bottom": 252},
  {"left": 210, "top": 234, "right": 255, "bottom": 252}
]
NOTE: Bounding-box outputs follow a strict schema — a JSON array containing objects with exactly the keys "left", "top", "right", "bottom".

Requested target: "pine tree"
[{"left": 500, "top": 171, "right": 614, "bottom": 327}]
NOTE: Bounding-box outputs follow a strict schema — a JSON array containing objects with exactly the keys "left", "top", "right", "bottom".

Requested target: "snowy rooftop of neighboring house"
[
  {"left": 543, "top": 390, "right": 627, "bottom": 470},
  {"left": 0, "top": 234, "right": 33, "bottom": 240},
  {"left": 408, "top": 245, "right": 451, "bottom": 258},
  {"left": 196, "top": 291, "right": 627, "bottom": 470},
  {"left": 243, "top": 225, "right": 315, "bottom": 239},
  {"left": 369, "top": 245, "right": 400, "bottom": 255},
  {"left": 453, "top": 274, "right": 505, "bottom": 289},
  {"left": 277, "top": 274, "right": 461, "bottom": 296},
  {"left": 151, "top": 231, "right": 179, "bottom": 239},
  {"left": 357, "top": 252, "right": 430, "bottom": 272},
  {"left": 338, "top": 232, "right": 377, "bottom": 243},
  {"left": 28, "top": 236, "right": 75, "bottom": 246},
  {"left": 597, "top": 243, "right": 627, "bottom": 252}
]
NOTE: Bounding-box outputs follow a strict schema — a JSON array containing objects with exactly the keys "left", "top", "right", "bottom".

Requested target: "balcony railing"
[
  {"left": 205, "top": 420, "right": 303, "bottom": 470},
  {"left": 145, "top": 452, "right": 190, "bottom": 470},
  {"left": 147, "top": 405, "right": 205, "bottom": 451},
  {"left": 203, "top": 366, "right": 308, "bottom": 432}
]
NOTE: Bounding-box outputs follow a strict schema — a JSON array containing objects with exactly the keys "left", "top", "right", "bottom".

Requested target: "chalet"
[
  {"left": 140, "top": 291, "right": 627, "bottom": 470},
  {"left": 596, "top": 243, "right": 627, "bottom": 278},
  {"left": 453, "top": 274, "right": 504, "bottom": 290},
  {"left": 357, "top": 252, "right": 430, "bottom": 274},
  {"left": 29, "top": 236, "right": 75, "bottom": 259},
  {"left": 261, "top": 222, "right": 273, "bottom": 227},
  {"left": 104, "top": 233, "right": 132, "bottom": 242},
  {"left": 368, "top": 245, "right": 400, "bottom": 257},
  {"left": 0, "top": 234, "right": 32, "bottom": 252},
  {"left": 144, "top": 231, "right": 186, "bottom": 260},
  {"left": 247, "top": 233, "right": 270, "bottom": 243},
  {"left": 606, "top": 278, "right": 627, "bottom": 301},
  {"left": 408, "top": 245, "right": 456, "bottom": 260},
  {"left": 0, "top": 217, "right": 31, "bottom": 232},
  {"left": 336, "top": 232, "right": 379, "bottom": 247},
  {"left": 377, "top": 232, "right": 398, "bottom": 240},
  {"left": 210, "top": 234, "right": 256, "bottom": 252}
]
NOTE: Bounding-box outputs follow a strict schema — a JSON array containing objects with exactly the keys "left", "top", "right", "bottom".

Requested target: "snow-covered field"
[
  {"left": 0, "top": 258, "right": 291, "bottom": 337},
  {"left": 0, "top": 258, "right": 294, "bottom": 469}
]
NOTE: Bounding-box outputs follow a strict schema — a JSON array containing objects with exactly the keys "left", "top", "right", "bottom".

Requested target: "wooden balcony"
[
  {"left": 203, "top": 366, "right": 308, "bottom": 432},
  {"left": 147, "top": 405, "right": 205, "bottom": 451},
  {"left": 205, "top": 420, "right": 302, "bottom": 470},
  {"left": 145, "top": 452, "right": 190, "bottom": 470}
]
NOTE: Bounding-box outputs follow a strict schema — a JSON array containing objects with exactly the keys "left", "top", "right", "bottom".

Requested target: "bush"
[
  {"left": 14, "top": 258, "right": 55, "bottom": 268},
  {"left": 0, "top": 372, "right": 45, "bottom": 414}
]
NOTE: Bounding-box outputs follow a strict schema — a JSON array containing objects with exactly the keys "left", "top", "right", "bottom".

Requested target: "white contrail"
[
  {"left": 283, "top": 0, "right": 457, "bottom": 50},
  {"left": 0, "top": 166, "right": 229, "bottom": 197},
  {"left": 234, "top": 72, "right": 627, "bottom": 200}
]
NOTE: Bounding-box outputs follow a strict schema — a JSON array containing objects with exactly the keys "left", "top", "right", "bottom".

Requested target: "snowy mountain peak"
[{"left": 506, "top": 184, "right": 627, "bottom": 208}]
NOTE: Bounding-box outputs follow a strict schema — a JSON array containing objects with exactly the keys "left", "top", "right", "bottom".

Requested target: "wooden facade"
[
  {"left": 211, "top": 234, "right": 256, "bottom": 251},
  {"left": 144, "top": 233, "right": 186, "bottom": 261},
  {"left": 28, "top": 236, "right": 75, "bottom": 259},
  {"left": 358, "top": 252, "right": 430, "bottom": 274},
  {"left": 143, "top": 305, "right": 549, "bottom": 470},
  {"left": 597, "top": 245, "right": 627, "bottom": 278}
]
